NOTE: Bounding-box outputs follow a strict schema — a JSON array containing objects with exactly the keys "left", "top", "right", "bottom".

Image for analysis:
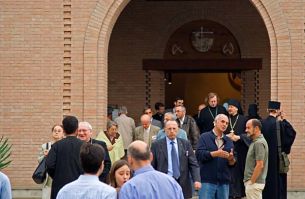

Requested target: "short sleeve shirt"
[{"left": 244, "top": 134, "right": 269, "bottom": 184}]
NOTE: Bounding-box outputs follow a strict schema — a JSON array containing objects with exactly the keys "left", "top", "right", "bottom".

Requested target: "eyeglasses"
[{"left": 78, "top": 129, "right": 89, "bottom": 132}]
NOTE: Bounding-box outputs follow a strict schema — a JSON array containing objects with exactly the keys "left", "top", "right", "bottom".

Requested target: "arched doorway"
[
  {"left": 143, "top": 19, "right": 262, "bottom": 115},
  {"left": 106, "top": 1, "right": 269, "bottom": 119},
  {"left": 83, "top": 0, "right": 296, "bottom": 190}
]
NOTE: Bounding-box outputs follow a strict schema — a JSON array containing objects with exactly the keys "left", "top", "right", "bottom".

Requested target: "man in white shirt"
[{"left": 56, "top": 143, "right": 116, "bottom": 199}]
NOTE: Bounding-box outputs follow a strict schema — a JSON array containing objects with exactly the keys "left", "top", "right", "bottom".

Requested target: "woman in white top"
[{"left": 38, "top": 124, "right": 64, "bottom": 199}]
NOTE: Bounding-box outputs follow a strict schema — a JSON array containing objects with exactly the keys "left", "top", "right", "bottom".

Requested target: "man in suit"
[
  {"left": 46, "top": 116, "right": 84, "bottom": 199},
  {"left": 151, "top": 120, "right": 201, "bottom": 199},
  {"left": 114, "top": 106, "right": 136, "bottom": 155},
  {"left": 134, "top": 114, "right": 160, "bottom": 147},
  {"left": 175, "top": 105, "right": 200, "bottom": 150},
  {"left": 144, "top": 106, "right": 163, "bottom": 128},
  {"left": 77, "top": 121, "right": 111, "bottom": 183}
]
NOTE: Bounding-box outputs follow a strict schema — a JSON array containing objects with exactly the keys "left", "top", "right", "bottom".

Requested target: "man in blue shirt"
[
  {"left": 119, "top": 140, "right": 184, "bottom": 199},
  {"left": 56, "top": 143, "right": 116, "bottom": 199},
  {"left": 151, "top": 120, "right": 201, "bottom": 198},
  {"left": 0, "top": 171, "right": 12, "bottom": 199}
]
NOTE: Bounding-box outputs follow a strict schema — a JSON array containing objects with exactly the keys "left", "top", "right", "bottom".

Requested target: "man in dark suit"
[
  {"left": 151, "top": 120, "right": 201, "bottom": 199},
  {"left": 77, "top": 121, "right": 111, "bottom": 183},
  {"left": 46, "top": 116, "right": 84, "bottom": 199}
]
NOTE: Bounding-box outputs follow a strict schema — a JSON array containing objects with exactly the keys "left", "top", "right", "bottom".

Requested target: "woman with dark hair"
[
  {"left": 38, "top": 124, "right": 64, "bottom": 199},
  {"left": 109, "top": 160, "right": 131, "bottom": 192}
]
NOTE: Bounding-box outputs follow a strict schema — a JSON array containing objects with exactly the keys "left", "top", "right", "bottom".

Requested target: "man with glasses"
[{"left": 77, "top": 121, "right": 111, "bottom": 183}]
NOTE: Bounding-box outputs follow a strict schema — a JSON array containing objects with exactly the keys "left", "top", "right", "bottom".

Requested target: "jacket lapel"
[{"left": 160, "top": 138, "right": 168, "bottom": 162}]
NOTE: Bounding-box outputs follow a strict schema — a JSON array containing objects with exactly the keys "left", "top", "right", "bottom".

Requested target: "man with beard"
[
  {"left": 262, "top": 101, "right": 296, "bottom": 199},
  {"left": 225, "top": 99, "right": 251, "bottom": 199},
  {"left": 198, "top": 92, "right": 227, "bottom": 134}
]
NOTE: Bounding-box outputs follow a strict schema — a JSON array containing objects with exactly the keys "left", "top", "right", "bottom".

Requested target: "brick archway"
[{"left": 83, "top": 0, "right": 291, "bottom": 127}]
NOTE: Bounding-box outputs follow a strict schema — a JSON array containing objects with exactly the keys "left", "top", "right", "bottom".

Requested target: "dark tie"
[{"left": 171, "top": 141, "right": 180, "bottom": 179}]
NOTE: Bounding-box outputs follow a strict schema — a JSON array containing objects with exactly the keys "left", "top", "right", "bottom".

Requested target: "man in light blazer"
[
  {"left": 151, "top": 120, "right": 201, "bottom": 199},
  {"left": 134, "top": 114, "right": 160, "bottom": 147}
]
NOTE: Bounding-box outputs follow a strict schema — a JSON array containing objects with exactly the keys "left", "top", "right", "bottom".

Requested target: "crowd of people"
[{"left": 1, "top": 92, "right": 293, "bottom": 199}]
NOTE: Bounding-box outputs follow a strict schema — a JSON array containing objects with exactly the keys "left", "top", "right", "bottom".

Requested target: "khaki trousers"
[{"left": 244, "top": 181, "right": 265, "bottom": 199}]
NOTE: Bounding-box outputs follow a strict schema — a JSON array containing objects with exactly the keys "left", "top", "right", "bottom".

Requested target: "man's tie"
[{"left": 170, "top": 141, "right": 180, "bottom": 179}]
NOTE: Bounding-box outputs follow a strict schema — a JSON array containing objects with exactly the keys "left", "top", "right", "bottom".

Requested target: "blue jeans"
[{"left": 199, "top": 183, "right": 229, "bottom": 199}]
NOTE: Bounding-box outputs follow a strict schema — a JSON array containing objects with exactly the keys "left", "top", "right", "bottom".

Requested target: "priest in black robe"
[
  {"left": 262, "top": 101, "right": 296, "bottom": 199},
  {"left": 225, "top": 99, "right": 250, "bottom": 199},
  {"left": 198, "top": 92, "right": 227, "bottom": 133}
]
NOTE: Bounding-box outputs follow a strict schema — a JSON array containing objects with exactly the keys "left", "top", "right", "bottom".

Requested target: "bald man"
[
  {"left": 119, "top": 141, "right": 184, "bottom": 199},
  {"left": 134, "top": 114, "right": 160, "bottom": 147}
]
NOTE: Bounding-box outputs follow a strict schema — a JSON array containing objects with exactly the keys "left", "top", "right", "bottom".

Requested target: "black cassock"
[
  {"left": 225, "top": 114, "right": 250, "bottom": 198},
  {"left": 198, "top": 105, "right": 227, "bottom": 134},
  {"left": 262, "top": 116, "right": 296, "bottom": 199}
]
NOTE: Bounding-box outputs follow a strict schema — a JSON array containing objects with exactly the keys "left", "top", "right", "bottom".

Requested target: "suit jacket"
[
  {"left": 134, "top": 125, "right": 160, "bottom": 147},
  {"left": 114, "top": 114, "right": 136, "bottom": 149},
  {"left": 177, "top": 115, "right": 200, "bottom": 150},
  {"left": 151, "top": 118, "right": 163, "bottom": 129},
  {"left": 151, "top": 137, "right": 201, "bottom": 198},
  {"left": 90, "top": 139, "right": 111, "bottom": 183},
  {"left": 46, "top": 136, "right": 84, "bottom": 199}
]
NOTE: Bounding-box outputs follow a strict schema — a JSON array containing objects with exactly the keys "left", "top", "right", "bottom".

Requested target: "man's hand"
[
  {"left": 211, "top": 147, "right": 229, "bottom": 158},
  {"left": 194, "top": 181, "right": 201, "bottom": 190},
  {"left": 227, "top": 133, "right": 240, "bottom": 142},
  {"left": 107, "top": 145, "right": 114, "bottom": 151},
  {"left": 227, "top": 148, "right": 234, "bottom": 161},
  {"left": 227, "top": 149, "right": 235, "bottom": 165}
]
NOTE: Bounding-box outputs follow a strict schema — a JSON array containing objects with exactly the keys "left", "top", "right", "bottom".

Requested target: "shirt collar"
[
  {"left": 212, "top": 130, "right": 224, "bottom": 138},
  {"left": 78, "top": 174, "right": 99, "bottom": 182},
  {"left": 166, "top": 136, "right": 177, "bottom": 144},
  {"left": 253, "top": 134, "right": 263, "bottom": 142},
  {"left": 180, "top": 116, "right": 185, "bottom": 123},
  {"left": 134, "top": 165, "right": 154, "bottom": 176}
]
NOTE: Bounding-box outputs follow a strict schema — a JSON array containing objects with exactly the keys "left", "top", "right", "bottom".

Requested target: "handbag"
[
  {"left": 32, "top": 142, "right": 49, "bottom": 184},
  {"left": 276, "top": 121, "right": 290, "bottom": 173},
  {"left": 32, "top": 157, "right": 47, "bottom": 184}
]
